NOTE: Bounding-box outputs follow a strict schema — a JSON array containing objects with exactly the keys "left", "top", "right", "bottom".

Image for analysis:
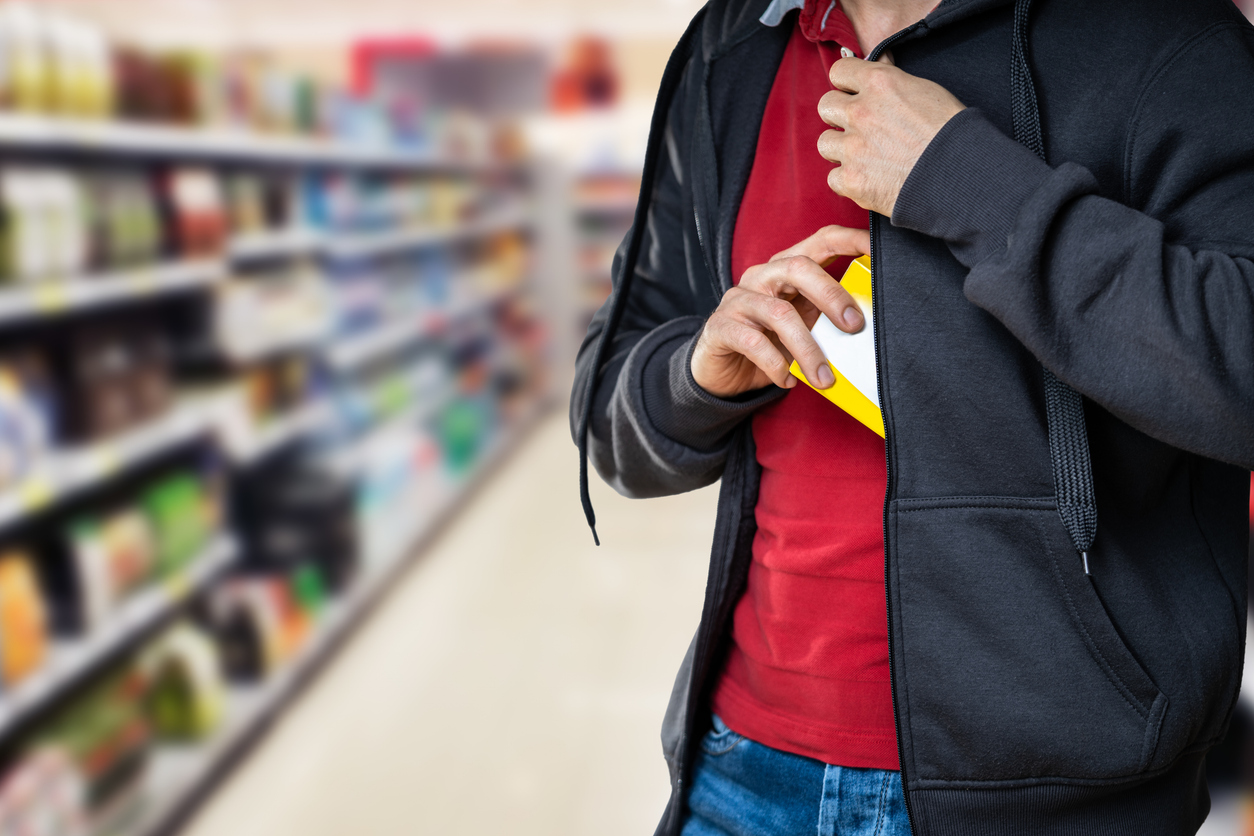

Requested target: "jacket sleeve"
[
  {"left": 569, "top": 56, "right": 782, "bottom": 500},
  {"left": 891, "top": 26, "right": 1254, "bottom": 470}
]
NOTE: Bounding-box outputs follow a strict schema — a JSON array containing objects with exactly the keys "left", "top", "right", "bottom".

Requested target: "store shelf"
[
  {"left": 228, "top": 228, "right": 321, "bottom": 263},
  {"left": 0, "top": 534, "right": 238, "bottom": 743},
  {"left": 0, "top": 259, "right": 226, "bottom": 325},
  {"left": 440, "top": 284, "right": 525, "bottom": 323},
  {"left": 324, "top": 386, "right": 456, "bottom": 479},
  {"left": 221, "top": 321, "right": 331, "bottom": 365},
  {"left": 324, "top": 283, "right": 526, "bottom": 374},
  {"left": 0, "top": 113, "right": 501, "bottom": 171},
  {"left": 128, "top": 398, "right": 551, "bottom": 836},
  {"left": 0, "top": 405, "right": 211, "bottom": 538},
  {"left": 222, "top": 402, "right": 331, "bottom": 466},
  {"left": 323, "top": 318, "right": 423, "bottom": 374},
  {"left": 321, "top": 201, "right": 532, "bottom": 261}
]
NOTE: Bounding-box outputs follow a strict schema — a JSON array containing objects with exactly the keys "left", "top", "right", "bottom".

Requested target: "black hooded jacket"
[{"left": 571, "top": 0, "right": 1254, "bottom": 833}]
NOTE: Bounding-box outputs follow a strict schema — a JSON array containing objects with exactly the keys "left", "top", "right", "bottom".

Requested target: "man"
[{"left": 571, "top": 0, "right": 1254, "bottom": 833}]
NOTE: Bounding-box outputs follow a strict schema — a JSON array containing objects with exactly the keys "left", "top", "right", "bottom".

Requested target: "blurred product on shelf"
[
  {"left": 0, "top": 2, "right": 532, "bottom": 166},
  {"left": 0, "top": 3, "right": 112, "bottom": 117},
  {"left": 29, "top": 669, "right": 152, "bottom": 832},
  {"left": 550, "top": 37, "right": 620, "bottom": 113},
  {"left": 0, "top": 164, "right": 201, "bottom": 283},
  {"left": 0, "top": 167, "right": 87, "bottom": 281},
  {"left": 206, "top": 571, "right": 314, "bottom": 672},
  {"left": 57, "top": 317, "right": 172, "bottom": 442},
  {"left": 200, "top": 580, "right": 271, "bottom": 684},
  {"left": 158, "top": 168, "right": 227, "bottom": 259},
  {"left": 0, "top": 549, "right": 48, "bottom": 683},
  {"left": 225, "top": 172, "right": 300, "bottom": 238},
  {"left": 209, "top": 261, "right": 331, "bottom": 365},
  {"left": 243, "top": 357, "right": 311, "bottom": 421},
  {"left": 0, "top": 747, "right": 86, "bottom": 835},
  {"left": 84, "top": 170, "right": 163, "bottom": 270},
  {"left": 236, "top": 460, "right": 359, "bottom": 593},
  {"left": 41, "top": 464, "right": 221, "bottom": 636},
  {"left": 63, "top": 508, "right": 156, "bottom": 632},
  {"left": 301, "top": 170, "right": 481, "bottom": 234},
  {"left": 141, "top": 469, "right": 220, "bottom": 576},
  {"left": 0, "top": 351, "right": 56, "bottom": 489},
  {"left": 141, "top": 622, "right": 225, "bottom": 741}
]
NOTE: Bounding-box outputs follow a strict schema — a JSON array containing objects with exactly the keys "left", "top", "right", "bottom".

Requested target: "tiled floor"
[{"left": 182, "top": 409, "right": 717, "bottom": 836}]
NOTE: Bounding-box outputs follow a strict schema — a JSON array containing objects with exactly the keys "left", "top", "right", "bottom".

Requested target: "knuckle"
[
  {"left": 740, "top": 329, "right": 768, "bottom": 352},
  {"left": 866, "top": 69, "right": 890, "bottom": 92},
  {"left": 765, "top": 299, "right": 795, "bottom": 322},
  {"left": 842, "top": 167, "right": 864, "bottom": 192},
  {"left": 782, "top": 255, "right": 810, "bottom": 277}
]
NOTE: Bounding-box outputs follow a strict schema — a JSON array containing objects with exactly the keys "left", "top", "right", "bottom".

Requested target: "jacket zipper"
[{"left": 867, "top": 20, "right": 926, "bottom": 836}]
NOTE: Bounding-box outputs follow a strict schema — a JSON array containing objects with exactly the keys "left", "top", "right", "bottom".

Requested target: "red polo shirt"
[{"left": 709, "top": 1, "right": 899, "bottom": 770}]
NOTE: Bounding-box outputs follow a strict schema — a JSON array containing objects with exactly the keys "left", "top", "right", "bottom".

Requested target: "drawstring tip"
[
  {"left": 1082, "top": 551, "right": 1091, "bottom": 576},
  {"left": 591, "top": 526, "right": 601, "bottom": 547}
]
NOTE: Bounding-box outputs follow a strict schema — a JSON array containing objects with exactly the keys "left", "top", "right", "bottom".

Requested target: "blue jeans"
[{"left": 681, "top": 716, "right": 912, "bottom": 836}]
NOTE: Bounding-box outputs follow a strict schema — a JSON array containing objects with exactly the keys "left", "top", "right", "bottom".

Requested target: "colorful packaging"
[
  {"left": 141, "top": 473, "right": 211, "bottom": 577},
  {"left": 32, "top": 669, "right": 152, "bottom": 828},
  {"left": 0, "top": 353, "right": 54, "bottom": 490},
  {"left": 0, "top": 550, "right": 47, "bottom": 683},
  {"left": 0, "top": 747, "right": 88, "bottom": 836},
  {"left": 160, "top": 167, "right": 226, "bottom": 258},
  {"left": 142, "top": 623, "right": 225, "bottom": 740}
]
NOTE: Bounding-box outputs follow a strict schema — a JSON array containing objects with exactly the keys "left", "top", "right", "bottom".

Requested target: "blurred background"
[{"left": 0, "top": 2, "right": 1235, "bottom": 836}]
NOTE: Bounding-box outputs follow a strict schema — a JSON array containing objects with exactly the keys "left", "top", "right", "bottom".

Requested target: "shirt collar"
[{"left": 759, "top": 0, "right": 863, "bottom": 54}]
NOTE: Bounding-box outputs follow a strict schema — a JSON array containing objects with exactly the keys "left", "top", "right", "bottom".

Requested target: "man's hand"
[
  {"left": 818, "top": 56, "right": 965, "bottom": 216},
  {"left": 691, "top": 225, "right": 871, "bottom": 399}
]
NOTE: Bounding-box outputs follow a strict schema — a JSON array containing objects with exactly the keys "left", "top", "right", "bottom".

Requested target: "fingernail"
[
  {"left": 785, "top": 377, "right": 798, "bottom": 388},
  {"left": 816, "top": 365, "right": 836, "bottom": 389},
  {"left": 843, "top": 307, "right": 864, "bottom": 330}
]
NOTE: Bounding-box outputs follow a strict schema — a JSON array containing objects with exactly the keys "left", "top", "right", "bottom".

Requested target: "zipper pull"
[{"left": 1082, "top": 551, "right": 1091, "bottom": 576}]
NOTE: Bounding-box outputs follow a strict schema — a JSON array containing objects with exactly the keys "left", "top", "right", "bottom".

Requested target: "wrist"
[{"left": 892, "top": 108, "right": 1052, "bottom": 266}]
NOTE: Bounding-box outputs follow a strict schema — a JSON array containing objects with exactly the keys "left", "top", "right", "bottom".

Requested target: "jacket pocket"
[{"left": 890, "top": 498, "right": 1168, "bottom": 784}]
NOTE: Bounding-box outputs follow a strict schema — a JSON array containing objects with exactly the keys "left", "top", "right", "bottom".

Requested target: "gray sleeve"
[
  {"left": 890, "top": 29, "right": 1254, "bottom": 470},
  {"left": 570, "top": 57, "right": 783, "bottom": 500}
]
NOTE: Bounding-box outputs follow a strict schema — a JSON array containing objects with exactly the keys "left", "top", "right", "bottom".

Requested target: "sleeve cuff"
[
  {"left": 634, "top": 316, "right": 783, "bottom": 452},
  {"left": 891, "top": 107, "right": 1054, "bottom": 267}
]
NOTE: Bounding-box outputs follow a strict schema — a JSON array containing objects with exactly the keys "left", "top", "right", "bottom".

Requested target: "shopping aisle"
[{"left": 181, "top": 408, "right": 717, "bottom": 836}]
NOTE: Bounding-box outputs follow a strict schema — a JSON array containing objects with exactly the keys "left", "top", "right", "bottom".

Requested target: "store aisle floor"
[{"left": 182, "top": 407, "right": 718, "bottom": 836}]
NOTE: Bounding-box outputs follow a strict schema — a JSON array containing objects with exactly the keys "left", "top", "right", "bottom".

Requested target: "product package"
[
  {"left": 0, "top": 550, "right": 49, "bottom": 683},
  {"left": 142, "top": 622, "right": 225, "bottom": 740},
  {"left": 789, "top": 255, "right": 883, "bottom": 437}
]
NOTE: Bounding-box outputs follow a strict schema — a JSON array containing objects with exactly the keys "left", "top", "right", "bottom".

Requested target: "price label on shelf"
[
  {"left": 127, "top": 268, "right": 156, "bottom": 294},
  {"left": 78, "top": 447, "right": 121, "bottom": 481},
  {"left": 165, "top": 572, "right": 192, "bottom": 603},
  {"left": 32, "top": 283, "right": 68, "bottom": 312},
  {"left": 17, "top": 477, "right": 54, "bottom": 511}
]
